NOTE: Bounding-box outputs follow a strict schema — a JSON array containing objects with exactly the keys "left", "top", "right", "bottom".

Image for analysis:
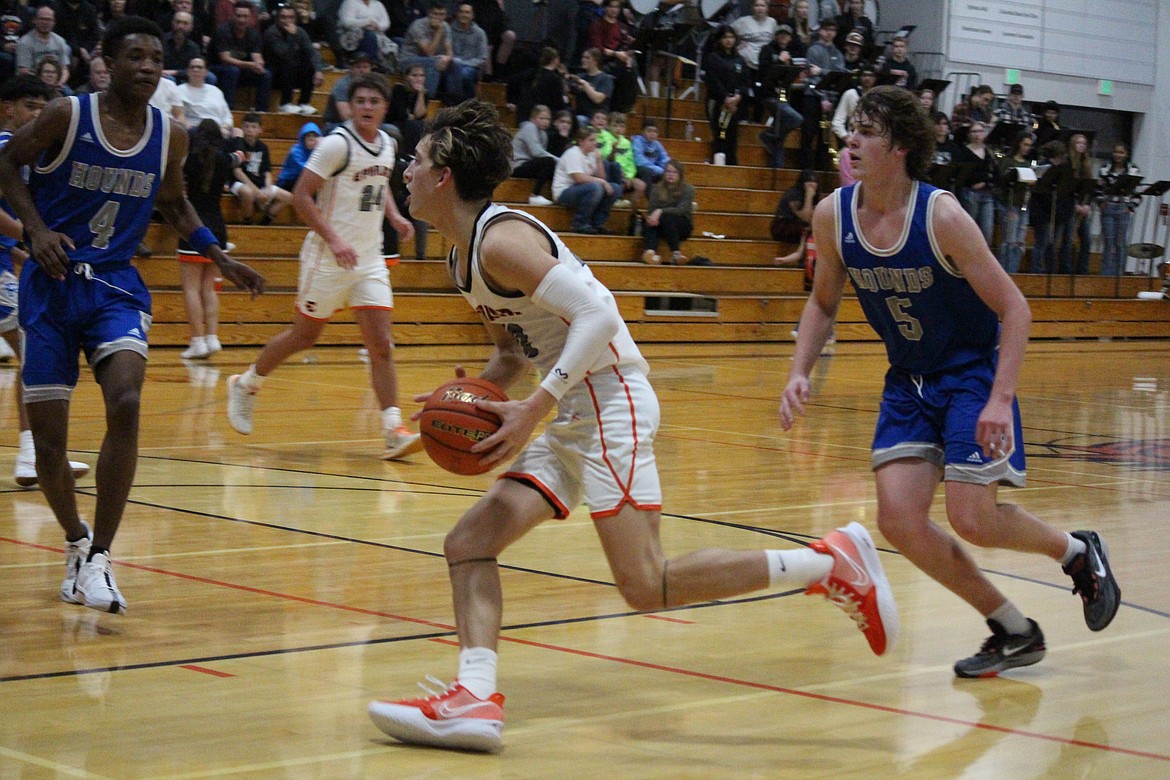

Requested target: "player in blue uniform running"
[
  {"left": 0, "top": 15, "right": 264, "bottom": 615},
  {"left": 780, "top": 86, "right": 1121, "bottom": 677}
]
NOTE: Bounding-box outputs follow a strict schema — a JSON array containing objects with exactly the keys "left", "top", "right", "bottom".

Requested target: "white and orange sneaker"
[
  {"left": 383, "top": 425, "right": 423, "bottom": 461},
  {"left": 368, "top": 677, "right": 505, "bottom": 753},
  {"left": 805, "top": 522, "right": 899, "bottom": 656}
]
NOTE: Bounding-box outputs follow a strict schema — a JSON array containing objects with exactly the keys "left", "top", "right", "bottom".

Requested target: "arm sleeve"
[{"left": 532, "top": 263, "right": 622, "bottom": 400}]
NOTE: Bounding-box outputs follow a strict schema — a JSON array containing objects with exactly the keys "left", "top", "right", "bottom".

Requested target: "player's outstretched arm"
[
  {"left": 0, "top": 97, "right": 74, "bottom": 280},
  {"left": 156, "top": 119, "right": 265, "bottom": 297},
  {"left": 781, "top": 195, "right": 846, "bottom": 430}
]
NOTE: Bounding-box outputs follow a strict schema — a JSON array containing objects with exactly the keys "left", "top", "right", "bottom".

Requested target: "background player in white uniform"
[
  {"left": 366, "top": 100, "right": 899, "bottom": 754},
  {"left": 226, "top": 73, "right": 422, "bottom": 460}
]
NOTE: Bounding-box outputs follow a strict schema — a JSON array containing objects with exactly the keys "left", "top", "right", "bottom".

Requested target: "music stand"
[
  {"left": 815, "top": 70, "right": 855, "bottom": 98},
  {"left": 1126, "top": 180, "right": 1170, "bottom": 278},
  {"left": 759, "top": 63, "right": 803, "bottom": 100},
  {"left": 918, "top": 78, "right": 950, "bottom": 98},
  {"left": 987, "top": 120, "right": 1027, "bottom": 152},
  {"left": 658, "top": 51, "right": 698, "bottom": 139},
  {"left": 873, "top": 71, "right": 900, "bottom": 87}
]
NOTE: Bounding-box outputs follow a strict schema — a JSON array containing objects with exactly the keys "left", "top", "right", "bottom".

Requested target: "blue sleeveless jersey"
[
  {"left": 28, "top": 93, "right": 169, "bottom": 268},
  {"left": 835, "top": 180, "right": 999, "bottom": 374}
]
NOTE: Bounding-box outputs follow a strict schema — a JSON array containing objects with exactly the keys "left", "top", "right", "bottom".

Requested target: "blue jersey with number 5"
[
  {"left": 28, "top": 93, "right": 169, "bottom": 268},
  {"left": 835, "top": 180, "right": 999, "bottom": 374}
]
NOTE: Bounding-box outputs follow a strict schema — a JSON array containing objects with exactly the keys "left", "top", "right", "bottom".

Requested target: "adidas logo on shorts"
[{"left": 966, "top": 451, "right": 983, "bottom": 463}]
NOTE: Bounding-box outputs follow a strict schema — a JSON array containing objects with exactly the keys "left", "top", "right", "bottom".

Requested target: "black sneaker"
[
  {"left": 1062, "top": 530, "right": 1121, "bottom": 631},
  {"left": 954, "top": 619, "right": 1046, "bottom": 678}
]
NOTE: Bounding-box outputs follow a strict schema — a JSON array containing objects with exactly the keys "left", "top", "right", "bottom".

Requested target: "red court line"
[
  {"left": 6, "top": 536, "right": 1167, "bottom": 763},
  {"left": 180, "top": 664, "right": 235, "bottom": 678},
  {"left": 641, "top": 614, "right": 696, "bottom": 624}
]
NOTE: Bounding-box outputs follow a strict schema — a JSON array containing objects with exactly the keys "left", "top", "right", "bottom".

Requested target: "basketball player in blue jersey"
[
  {"left": 780, "top": 86, "right": 1121, "bottom": 677},
  {"left": 0, "top": 16, "right": 265, "bottom": 615},
  {"left": 367, "top": 100, "right": 898, "bottom": 754},
  {"left": 0, "top": 74, "right": 93, "bottom": 488}
]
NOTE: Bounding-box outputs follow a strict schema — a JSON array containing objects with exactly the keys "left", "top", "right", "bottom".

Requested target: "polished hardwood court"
[{"left": 1, "top": 339, "right": 1168, "bottom": 778}]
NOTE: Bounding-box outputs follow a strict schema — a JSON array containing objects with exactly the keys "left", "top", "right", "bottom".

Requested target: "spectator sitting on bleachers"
[
  {"left": 587, "top": 0, "right": 636, "bottom": 113},
  {"left": 641, "top": 160, "right": 694, "bottom": 265},
  {"left": 400, "top": 0, "right": 452, "bottom": 99},
  {"left": 705, "top": 24, "right": 748, "bottom": 166},
  {"left": 388, "top": 63, "right": 428, "bottom": 154},
  {"left": 511, "top": 104, "right": 559, "bottom": 206},
  {"left": 568, "top": 47, "right": 612, "bottom": 126},
  {"left": 101, "top": 0, "right": 129, "bottom": 25},
  {"left": 732, "top": 0, "right": 777, "bottom": 78},
  {"left": 548, "top": 109, "right": 575, "bottom": 157},
  {"left": 230, "top": 112, "right": 292, "bottom": 225},
  {"left": 149, "top": 66, "right": 186, "bottom": 119},
  {"left": 840, "top": 29, "right": 865, "bottom": 72},
  {"left": 632, "top": 118, "right": 670, "bottom": 186},
  {"left": 0, "top": 0, "right": 32, "bottom": 83},
  {"left": 276, "top": 121, "right": 322, "bottom": 192},
  {"left": 833, "top": 0, "right": 873, "bottom": 50},
  {"left": 444, "top": 2, "right": 486, "bottom": 105},
  {"left": 878, "top": 35, "right": 916, "bottom": 90},
  {"left": 604, "top": 112, "right": 644, "bottom": 209},
  {"left": 164, "top": 10, "right": 214, "bottom": 84},
  {"left": 515, "top": 46, "right": 569, "bottom": 128},
  {"left": 56, "top": 0, "right": 101, "bottom": 89},
  {"left": 831, "top": 62, "right": 874, "bottom": 146},
  {"left": 263, "top": 3, "right": 323, "bottom": 114},
  {"left": 917, "top": 86, "right": 935, "bottom": 111},
  {"left": 993, "top": 83, "right": 1033, "bottom": 131},
  {"left": 553, "top": 126, "right": 618, "bottom": 235},
  {"left": 35, "top": 55, "right": 72, "bottom": 98},
  {"left": 589, "top": 108, "right": 626, "bottom": 200},
  {"left": 1034, "top": 100, "right": 1061, "bottom": 151},
  {"left": 177, "top": 57, "right": 235, "bottom": 137},
  {"left": 165, "top": 0, "right": 213, "bottom": 48},
  {"left": 75, "top": 55, "right": 109, "bottom": 94},
  {"left": 211, "top": 1, "right": 272, "bottom": 111},
  {"left": 951, "top": 84, "right": 994, "bottom": 143},
  {"left": 770, "top": 167, "right": 818, "bottom": 266},
  {"left": 756, "top": 24, "right": 805, "bottom": 169},
  {"left": 789, "top": 0, "right": 813, "bottom": 50},
  {"left": 800, "top": 16, "right": 843, "bottom": 169},
  {"left": 466, "top": 0, "right": 515, "bottom": 80},
  {"left": 338, "top": 0, "right": 395, "bottom": 71},
  {"left": 16, "top": 6, "right": 71, "bottom": 85}
]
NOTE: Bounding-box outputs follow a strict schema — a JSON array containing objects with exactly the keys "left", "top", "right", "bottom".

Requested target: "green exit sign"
[
  {"left": 1005, "top": 69, "right": 1021, "bottom": 85},
  {"left": 1098, "top": 79, "right": 1114, "bottom": 96}
]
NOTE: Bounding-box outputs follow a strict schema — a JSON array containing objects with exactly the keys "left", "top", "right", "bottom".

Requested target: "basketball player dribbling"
[
  {"left": 366, "top": 100, "right": 899, "bottom": 754},
  {"left": 780, "top": 85, "right": 1120, "bottom": 678},
  {"left": 0, "top": 15, "right": 265, "bottom": 614}
]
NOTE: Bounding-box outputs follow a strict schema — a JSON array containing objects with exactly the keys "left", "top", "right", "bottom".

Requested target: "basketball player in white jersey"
[
  {"left": 366, "top": 100, "right": 899, "bottom": 754},
  {"left": 226, "top": 74, "right": 423, "bottom": 460}
]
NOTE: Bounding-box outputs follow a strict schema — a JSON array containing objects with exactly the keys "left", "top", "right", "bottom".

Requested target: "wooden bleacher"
[{"left": 138, "top": 70, "right": 1169, "bottom": 348}]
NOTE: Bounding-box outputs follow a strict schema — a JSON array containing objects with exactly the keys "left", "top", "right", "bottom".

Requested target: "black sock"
[{"left": 87, "top": 546, "right": 109, "bottom": 562}]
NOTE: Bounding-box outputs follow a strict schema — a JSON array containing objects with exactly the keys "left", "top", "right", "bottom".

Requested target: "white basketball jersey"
[
  {"left": 451, "top": 203, "right": 649, "bottom": 382},
  {"left": 301, "top": 122, "right": 396, "bottom": 267}
]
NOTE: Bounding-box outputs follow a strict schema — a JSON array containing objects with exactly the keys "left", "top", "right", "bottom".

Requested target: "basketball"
[{"left": 419, "top": 378, "right": 509, "bottom": 475}]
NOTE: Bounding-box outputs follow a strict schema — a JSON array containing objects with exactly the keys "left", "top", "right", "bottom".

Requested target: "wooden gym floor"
[{"left": 1, "top": 340, "right": 1168, "bottom": 779}]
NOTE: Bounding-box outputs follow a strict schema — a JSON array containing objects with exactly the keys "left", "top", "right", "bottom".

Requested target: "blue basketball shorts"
[
  {"left": 19, "top": 262, "right": 152, "bottom": 402},
  {"left": 871, "top": 355, "right": 1026, "bottom": 486}
]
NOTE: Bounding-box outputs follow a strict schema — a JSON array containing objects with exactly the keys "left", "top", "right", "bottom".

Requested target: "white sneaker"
[
  {"left": 383, "top": 425, "right": 424, "bottom": 460},
  {"left": 369, "top": 678, "right": 505, "bottom": 753},
  {"left": 226, "top": 374, "right": 256, "bottom": 434},
  {"left": 298, "top": 103, "right": 317, "bottom": 114},
  {"left": 279, "top": 103, "right": 301, "bottom": 113},
  {"left": 181, "top": 340, "right": 210, "bottom": 360},
  {"left": 613, "top": 199, "right": 631, "bottom": 210},
  {"left": 527, "top": 195, "right": 553, "bottom": 206},
  {"left": 224, "top": 242, "right": 238, "bottom": 254},
  {"left": 60, "top": 522, "right": 92, "bottom": 603},
  {"left": 205, "top": 335, "right": 222, "bottom": 355},
  {"left": 14, "top": 455, "right": 90, "bottom": 488},
  {"left": 0, "top": 337, "right": 14, "bottom": 362},
  {"left": 73, "top": 551, "right": 127, "bottom": 615}
]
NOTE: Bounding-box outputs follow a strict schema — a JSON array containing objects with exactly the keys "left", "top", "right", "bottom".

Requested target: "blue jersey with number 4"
[
  {"left": 835, "top": 180, "right": 999, "bottom": 374},
  {"left": 28, "top": 93, "right": 169, "bottom": 268}
]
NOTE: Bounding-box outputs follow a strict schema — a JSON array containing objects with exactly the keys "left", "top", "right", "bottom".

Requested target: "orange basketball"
[{"left": 419, "top": 378, "right": 509, "bottom": 476}]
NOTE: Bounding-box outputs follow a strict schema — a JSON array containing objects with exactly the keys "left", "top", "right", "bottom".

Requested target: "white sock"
[
  {"left": 988, "top": 601, "right": 1031, "bottom": 636},
  {"left": 648, "top": 81, "right": 660, "bottom": 98},
  {"left": 766, "top": 548, "right": 834, "bottom": 589},
  {"left": 382, "top": 406, "right": 403, "bottom": 431},
  {"left": 1060, "top": 533, "right": 1087, "bottom": 566},
  {"left": 458, "top": 647, "right": 498, "bottom": 699},
  {"left": 18, "top": 428, "right": 34, "bottom": 456},
  {"left": 239, "top": 365, "right": 265, "bottom": 392}
]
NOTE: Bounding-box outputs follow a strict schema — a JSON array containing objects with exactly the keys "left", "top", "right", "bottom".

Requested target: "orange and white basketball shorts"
[
  {"left": 296, "top": 258, "right": 393, "bottom": 319},
  {"left": 504, "top": 366, "right": 662, "bottom": 520}
]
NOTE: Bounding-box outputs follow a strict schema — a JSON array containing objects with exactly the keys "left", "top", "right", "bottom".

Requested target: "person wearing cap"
[
  {"left": 833, "top": 0, "right": 873, "bottom": 51},
  {"left": 994, "top": 82, "right": 1033, "bottom": 129},
  {"left": 757, "top": 24, "right": 805, "bottom": 168},
  {"left": 840, "top": 29, "right": 865, "bottom": 72},
  {"left": 878, "top": 35, "right": 916, "bottom": 90},
  {"left": 1034, "top": 99, "right": 1061, "bottom": 150}
]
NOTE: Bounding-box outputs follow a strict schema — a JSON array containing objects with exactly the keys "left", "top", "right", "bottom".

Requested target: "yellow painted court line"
[{"left": 0, "top": 745, "right": 113, "bottom": 779}]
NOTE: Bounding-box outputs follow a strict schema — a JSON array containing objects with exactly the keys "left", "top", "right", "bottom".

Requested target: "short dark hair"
[
  {"left": 853, "top": 85, "right": 935, "bottom": 180},
  {"left": 242, "top": 111, "right": 262, "bottom": 125},
  {"left": 641, "top": 119, "right": 657, "bottom": 130},
  {"left": 0, "top": 73, "right": 54, "bottom": 103},
  {"left": 102, "top": 15, "right": 163, "bottom": 59},
  {"left": 422, "top": 99, "right": 513, "bottom": 201},
  {"left": 347, "top": 72, "right": 392, "bottom": 103},
  {"left": 428, "top": 0, "right": 446, "bottom": 11}
]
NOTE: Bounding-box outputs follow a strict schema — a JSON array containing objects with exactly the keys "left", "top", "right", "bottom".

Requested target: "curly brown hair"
[
  {"left": 853, "top": 85, "right": 936, "bottom": 181},
  {"left": 423, "top": 100, "right": 514, "bottom": 202}
]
